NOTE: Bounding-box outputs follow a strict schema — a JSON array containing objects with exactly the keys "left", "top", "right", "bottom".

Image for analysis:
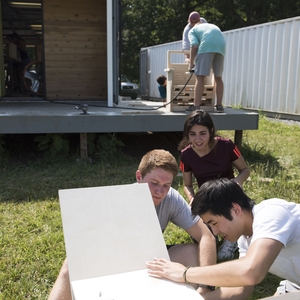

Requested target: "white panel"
[
  {"left": 72, "top": 269, "right": 202, "bottom": 300},
  {"left": 59, "top": 183, "right": 169, "bottom": 282},
  {"left": 223, "top": 16, "right": 300, "bottom": 115},
  {"left": 141, "top": 41, "right": 182, "bottom": 99},
  {"left": 142, "top": 16, "right": 300, "bottom": 115}
]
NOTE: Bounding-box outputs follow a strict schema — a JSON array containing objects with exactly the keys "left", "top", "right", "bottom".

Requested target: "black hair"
[
  {"left": 156, "top": 75, "right": 167, "bottom": 85},
  {"left": 191, "top": 178, "right": 255, "bottom": 220}
]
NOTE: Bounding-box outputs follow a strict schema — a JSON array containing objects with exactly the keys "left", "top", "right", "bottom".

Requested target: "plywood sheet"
[
  {"left": 72, "top": 269, "right": 203, "bottom": 300},
  {"left": 59, "top": 183, "right": 169, "bottom": 282},
  {"left": 43, "top": 0, "right": 107, "bottom": 99}
]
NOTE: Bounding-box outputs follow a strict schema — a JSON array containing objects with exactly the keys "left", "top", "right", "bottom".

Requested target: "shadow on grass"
[
  {"left": 240, "top": 142, "right": 284, "bottom": 178},
  {"left": 0, "top": 132, "right": 287, "bottom": 204},
  {"left": 0, "top": 152, "right": 138, "bottom": 204}
]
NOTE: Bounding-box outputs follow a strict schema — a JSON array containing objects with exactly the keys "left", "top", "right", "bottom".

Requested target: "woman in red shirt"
[{"left": 178, "top": 110, "right": 250, "bottom": 260}]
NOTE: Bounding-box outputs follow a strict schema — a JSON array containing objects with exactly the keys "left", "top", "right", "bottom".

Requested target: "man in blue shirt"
[{"left": 187, "top": 23, "right": 226, "bottom": 113}]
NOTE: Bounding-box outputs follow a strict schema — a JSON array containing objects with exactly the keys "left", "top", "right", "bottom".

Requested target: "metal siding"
[
  {"left": 141, "top": 41, "right": 182, "bottom": 99},
  {"left": 223, "top": 16, "right": 300, "bottom": 115},
  {"left": 141, "top": 17, "right": 300, "bottom": 115}
]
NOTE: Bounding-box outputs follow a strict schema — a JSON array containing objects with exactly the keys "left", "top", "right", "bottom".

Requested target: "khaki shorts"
[{"left": 194, "top": 52, "right": 224, "bottom": 77}]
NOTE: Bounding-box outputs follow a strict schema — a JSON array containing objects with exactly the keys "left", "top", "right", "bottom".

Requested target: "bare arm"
[
  {"left": 232, "top": 156, "right": 250, "bottom": 187},
  {"left": 187, "top": 239, "right": 283, "bottom": 287},
  {"left": 183, "top": 171, "right": 195, "bottom": 203},
  {"left": 147, "top": 239, "right": 283, "bottom": 298},
  {"left": 189, "top": 45, "right": 198, "bottom": 70},
  {"left": 182, "top": 24, "right": 190, "bottom": 62},
  {"left": 185, "top": 219, "right": 216, "bottom": 268},
  {"left": 48, "top": 259, "right": 72, "bottom": 300}
]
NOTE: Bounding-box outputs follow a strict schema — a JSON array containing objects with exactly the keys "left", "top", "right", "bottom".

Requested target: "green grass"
[{"left": 1, "top": 114, "right": 300, "bottom": 299}]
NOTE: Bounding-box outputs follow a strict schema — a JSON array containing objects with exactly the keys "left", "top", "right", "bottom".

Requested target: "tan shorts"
[{"left": 194, "top": 52, "right": 224, "bottom": 77}]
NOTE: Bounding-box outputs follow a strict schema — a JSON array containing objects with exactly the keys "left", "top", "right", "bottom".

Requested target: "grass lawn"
[{"left": 1, "top": 114, "right": 300, "bottom": 299}]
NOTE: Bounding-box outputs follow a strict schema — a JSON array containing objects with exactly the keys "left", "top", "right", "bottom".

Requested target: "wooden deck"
[{"left": 0, "top": 98, "right": 259, "bottom": 158}]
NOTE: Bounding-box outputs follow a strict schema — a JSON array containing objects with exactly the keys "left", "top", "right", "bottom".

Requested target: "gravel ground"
[{"left": 267, "top": 117, "right": 300, "bottom": 127}]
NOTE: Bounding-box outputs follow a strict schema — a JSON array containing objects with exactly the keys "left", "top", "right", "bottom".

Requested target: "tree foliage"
[{"left": 121, "top": 0, "right": 300, "bottom": 82}]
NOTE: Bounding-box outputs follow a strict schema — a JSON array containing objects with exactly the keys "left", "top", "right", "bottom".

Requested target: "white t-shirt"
[
  {"left": 182, "top": 17, "right": 207, "bottom": 51},
  {"left": 238, "top": 198, "right": 300, "bottom": 284}
]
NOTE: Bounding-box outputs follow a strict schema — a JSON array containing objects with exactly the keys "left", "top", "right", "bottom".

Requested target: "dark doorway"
[{"left": 1, "top": 0, "right": 43, "bottom": 98}]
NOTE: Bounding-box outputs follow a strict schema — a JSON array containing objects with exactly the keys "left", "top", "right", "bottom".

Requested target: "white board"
[
  {"left": 59, "top": 183, "right": 202, "bottom": 300},
  {"left": 72, "top": 269, "right": 202, "bottom": 300},
  {"left": 59, "top": 183, "right": 169, "bottom": 281}
]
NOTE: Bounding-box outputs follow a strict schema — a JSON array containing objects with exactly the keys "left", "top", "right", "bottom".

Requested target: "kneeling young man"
[
  {"left": 147, "top": 178, "right": 300, "bottom": 299},
  {"left": 48, "top": 150, "right": 216, "bottom": 300}
]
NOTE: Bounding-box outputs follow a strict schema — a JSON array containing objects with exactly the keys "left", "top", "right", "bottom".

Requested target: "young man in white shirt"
[{"left": 147, "top": 178, "right": 300, "bottom": 299}]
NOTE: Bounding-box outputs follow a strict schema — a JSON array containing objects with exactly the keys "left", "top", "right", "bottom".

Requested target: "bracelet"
[
  {"left": 198, "top": 284, "right": 215, "bottom": 291},
  {"left": 183, "top": 266, "right": 191, "bottom": 284}
]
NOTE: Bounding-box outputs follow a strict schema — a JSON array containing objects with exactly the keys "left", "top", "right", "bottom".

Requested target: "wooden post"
[
  {"left": 234, "top": 130, "right": 243, "bottom": 149},
  {"left": 80, "top": 133, "right": 88, "bottom": 160}
]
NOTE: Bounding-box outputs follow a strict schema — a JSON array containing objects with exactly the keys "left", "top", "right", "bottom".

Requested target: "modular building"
[{"left": 0, "top": 1, "right": 259, "bottom": 158}]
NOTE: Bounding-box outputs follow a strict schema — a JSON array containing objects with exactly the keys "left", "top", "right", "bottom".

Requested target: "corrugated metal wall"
[
  {"left": 223, "top": 16, "right": 300, "bottom": 115},
  {"left": 140, "top": 16, "right": 300, "bottom": 115},
  {"left": 140, "top": 41, "right": 182, "bottom": 99}
]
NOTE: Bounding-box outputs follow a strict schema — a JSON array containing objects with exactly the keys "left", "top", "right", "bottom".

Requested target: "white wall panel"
[
  {"left": 223, "top": 16, "right": 300, "bottom": 115},
  {"left": 140, "top": 17, "right": 300, "bottom": 115},
  {"left": 140, "top": 41, "right": 182, "bottom": 99}
]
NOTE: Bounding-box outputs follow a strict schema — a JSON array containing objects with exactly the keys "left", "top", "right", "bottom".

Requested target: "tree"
[{"left": 121, "top": 0, "right": 194, "bottom": 81}]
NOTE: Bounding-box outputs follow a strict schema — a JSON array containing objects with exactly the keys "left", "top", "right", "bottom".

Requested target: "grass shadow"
[
  {"left": 0, "top": 152, "right": 138, "bottom": 204},
  {"left": 240, "top": 142, "right": 284, "bottom": 178}
]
